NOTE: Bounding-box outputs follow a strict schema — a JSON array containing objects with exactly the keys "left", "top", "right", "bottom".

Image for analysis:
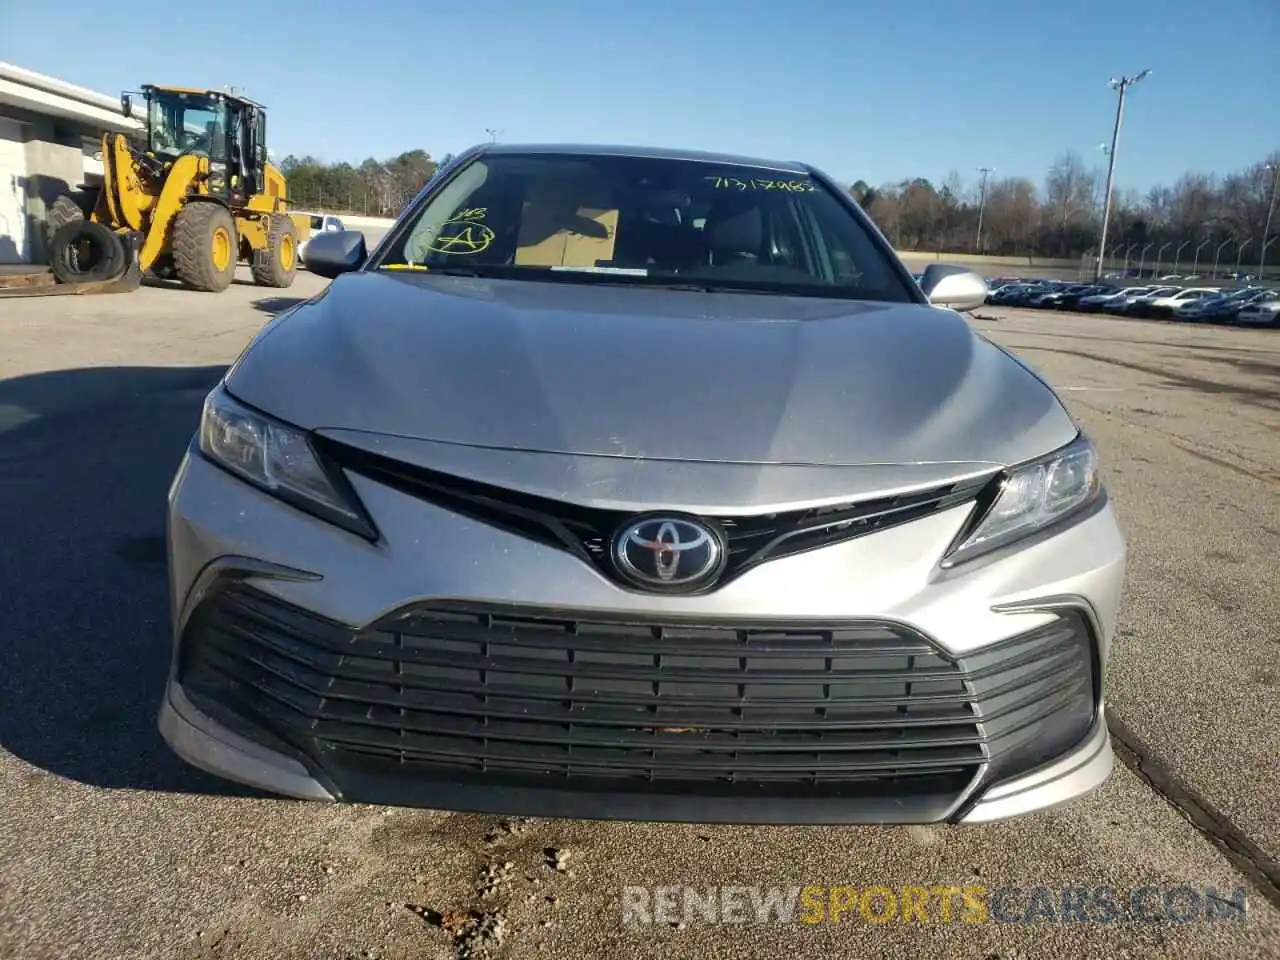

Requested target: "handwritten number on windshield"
[{"left": 705, "top": 177, "right": 816, "bottom": 193}]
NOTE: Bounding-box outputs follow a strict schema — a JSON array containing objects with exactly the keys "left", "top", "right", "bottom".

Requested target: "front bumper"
[{"left": 162, "top": 448, "right": 1126, "bottom": 824}]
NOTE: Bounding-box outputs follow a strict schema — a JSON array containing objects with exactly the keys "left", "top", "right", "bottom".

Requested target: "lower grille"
[{"left": 179, "top": 585, "right": 1096, "bottom": 814}]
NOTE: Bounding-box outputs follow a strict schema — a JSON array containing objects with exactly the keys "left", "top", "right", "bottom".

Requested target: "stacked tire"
[{"left": 48, "top": 220, "right": 128, "bottom": 286}]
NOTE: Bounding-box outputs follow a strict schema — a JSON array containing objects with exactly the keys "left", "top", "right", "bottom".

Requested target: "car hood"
[{"left": 226, "top": 272, "right": 1077, "bottom": 468}]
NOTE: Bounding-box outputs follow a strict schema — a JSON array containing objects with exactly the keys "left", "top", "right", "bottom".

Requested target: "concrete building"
[{"left": 0, "top": 62, "right": 140, "bottom": 265}]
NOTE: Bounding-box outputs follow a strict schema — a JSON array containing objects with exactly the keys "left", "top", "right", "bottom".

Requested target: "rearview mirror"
[
  {"left": 303, "top": 230, "right": 367, "bottom": 278},
  {"left": 121, "top": 93, "right": 133, "bottom": 119},
  {"left": 918, "top": 264, "right": 988, "bottom": 312}
]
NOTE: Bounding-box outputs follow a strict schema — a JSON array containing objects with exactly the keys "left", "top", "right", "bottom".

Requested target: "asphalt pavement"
[{"left": 1, "top": 278, "right": 1278, "bottom": 959}]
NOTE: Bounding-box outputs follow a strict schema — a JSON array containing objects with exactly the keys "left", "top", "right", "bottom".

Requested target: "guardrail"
[
  {"left": 896, "top": 251, "right": 1085, "bottom": 269},
  {"left": 331, "top": 215, "right": 397, "bottom": 230}
]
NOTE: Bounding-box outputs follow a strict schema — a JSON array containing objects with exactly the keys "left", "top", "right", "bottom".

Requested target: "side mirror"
[
  {"left": 121, "top": 93, "right": 133, "bottom": 118},
  {"left": 303, "top": 230, "right": 367, "bottom": 278},
  {"left": 919, "top": 264, "right": 988, "bottom": 312}
]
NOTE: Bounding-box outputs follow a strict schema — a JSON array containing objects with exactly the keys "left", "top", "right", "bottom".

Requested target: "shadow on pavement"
[
  {"left": 251, "top": 296, "right": 308, "bottom": 315},
  {"left": 0, "top": 363, "right": 259, "bottom": 797}
]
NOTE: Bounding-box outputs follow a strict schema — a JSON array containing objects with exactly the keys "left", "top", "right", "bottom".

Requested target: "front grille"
[
  {"left": 316, "top": 438, "right": 993, "bottom": 589},
  {"left": 179, "top": 585, "right": 1096, "bottom": 812}
]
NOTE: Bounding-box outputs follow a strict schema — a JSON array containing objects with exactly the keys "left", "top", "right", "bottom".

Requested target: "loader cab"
[{"left": 138, "top": 85, "right": 269, "bottom": 207}]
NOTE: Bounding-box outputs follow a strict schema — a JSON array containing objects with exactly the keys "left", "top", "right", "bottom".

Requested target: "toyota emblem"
[{"left": 611, "top": 515, "right": 726, "bottom": 591}]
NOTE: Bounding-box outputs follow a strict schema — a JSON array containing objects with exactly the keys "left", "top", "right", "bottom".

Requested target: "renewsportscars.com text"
[{"left": 620, "top": 885, "right": 1249, "bottom": 926}]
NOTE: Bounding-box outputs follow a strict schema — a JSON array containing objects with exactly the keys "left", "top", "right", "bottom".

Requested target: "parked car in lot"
[
  {"left": 160, "top": 142, "right": 1125, "bottom": 826},
  {"left": 1079, "top": 286, "right": 1153, "bottom": 312},
  {"left": 1114, "top": 286, "right": 1182, "bottom": 316},
  {"left": 1170, "top": 291, "right": 1226, "bottom": 321},
  {"left": 1146, "top": 287, "right": 1222, "bottom": 319},
  {"left": 987, "top": 282, "right": 1044, "bottom": 306},
  {"left": 1176, "top": 287, "right": 1265, "bottom": 324},
  {"left": 985, "top": 280, "right": 1045, "bottom": 304},
  {"left": 1234, "top": 291, "right": 1280, "bottom": 327},
  {"left": 1054, "top": 284, "right": 1116, "bottom": 311},
  {"left": 1016, "top": 284, "right": 1064, "bottom": 307},
  {"left": 1030, "top": 283, "right": 1092, "bottom": 309},
  {"left": 986, "top": 276, "right": 1026, "bottom": 293}
]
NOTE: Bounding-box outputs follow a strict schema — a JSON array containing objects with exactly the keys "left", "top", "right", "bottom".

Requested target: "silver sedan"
[{"left": 160, "top": 143, "right": 1126, "bottom": 825}]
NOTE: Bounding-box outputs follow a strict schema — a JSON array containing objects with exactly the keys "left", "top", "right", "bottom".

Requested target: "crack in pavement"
[{"left": 1108, "top": 713, "right": 1280, "bottom": 914}]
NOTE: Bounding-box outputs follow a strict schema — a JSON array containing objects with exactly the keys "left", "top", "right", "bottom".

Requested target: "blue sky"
[{"left": 3, "top": 0, "right": 1276, "bottom": 195}]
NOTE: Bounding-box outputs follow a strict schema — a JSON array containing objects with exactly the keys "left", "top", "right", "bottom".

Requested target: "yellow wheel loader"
[{"left": 42, "top": 84, "right": 311, "bottom": 293}]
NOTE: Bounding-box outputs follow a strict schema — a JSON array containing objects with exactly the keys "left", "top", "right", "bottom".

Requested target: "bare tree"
[
  {"left": 1170, "top": 172, "right": 1216, "bottom": 240},
  {"left": 1044, "top": 153, "right": 1096, "bottom": 228},
  {"left": 981, "top": 177, "right": 1038, "bottom": 254}
]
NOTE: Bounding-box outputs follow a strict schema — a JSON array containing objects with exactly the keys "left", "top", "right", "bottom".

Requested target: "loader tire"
[
  {"left": 172, "top": 203, "right": 237, "bottom": 292},
  {"left": 45, "top": 195, "right": 87, "bottom": 245},
  {"left": 251, "top": 214, "right": 298, "bottom": 288},
  {"left": 48, "top": 219, "right": 126, "bottom": 284}
]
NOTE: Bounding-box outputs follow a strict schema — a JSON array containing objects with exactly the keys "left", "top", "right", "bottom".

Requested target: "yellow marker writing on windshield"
[{"left": 427, "top": 220, "right": 495, "bottom": 255}]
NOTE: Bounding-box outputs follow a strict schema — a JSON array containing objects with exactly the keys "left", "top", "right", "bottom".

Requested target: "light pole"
[
  {"left": 1235, "top": 238, "right": 1251, "bottom": 280},
  {"left": 1138, "top": 241, "right": 1154, "bottom": 278},
  {"left": 484, "top": 127, "right": 502, "bottom": 143},
  {"left": 1173, "top": 239, "right": 1191, "bottom": 274},
  {"left": 1121, "top": 243, "right": 1135, "bottom": 273},
  {"left": 1095, "top": 69, "right": 1152, "bottom": 281},
  {"left": 1154, "top": 240, "right": 1171, "bottom": 277},
  {"left": 1260, "top": 162, "right": 1279, "bottom": 281},
  {"left": 1213, "top": 237, "right": 1232, "bottom": 279},
  {"left": 1192, "top": 237, "right": 1211, "bottom": 277},
  {"left": 975, "top": 166, "right": 994, "bottom": 253}
]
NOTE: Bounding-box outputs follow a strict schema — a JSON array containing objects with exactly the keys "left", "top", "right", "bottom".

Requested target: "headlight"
[
  {"left": 198, "top": 386, "right": 377, "bottom": 539},
  {"left": 941, "top": 435, "right": 1102, "bottom": 567}
]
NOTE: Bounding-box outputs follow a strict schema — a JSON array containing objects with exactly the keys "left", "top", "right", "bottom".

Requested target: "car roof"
[{"left": 478, "top": 142, "right": 811, "bottom": 174}]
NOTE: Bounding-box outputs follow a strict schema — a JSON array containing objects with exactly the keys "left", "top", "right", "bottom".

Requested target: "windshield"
[
  {"left": 147, "top": 91, "right": 227, "bottom": 159},
  {"left": 375, "top": 153, "right": 916, "bottom": 302}
]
